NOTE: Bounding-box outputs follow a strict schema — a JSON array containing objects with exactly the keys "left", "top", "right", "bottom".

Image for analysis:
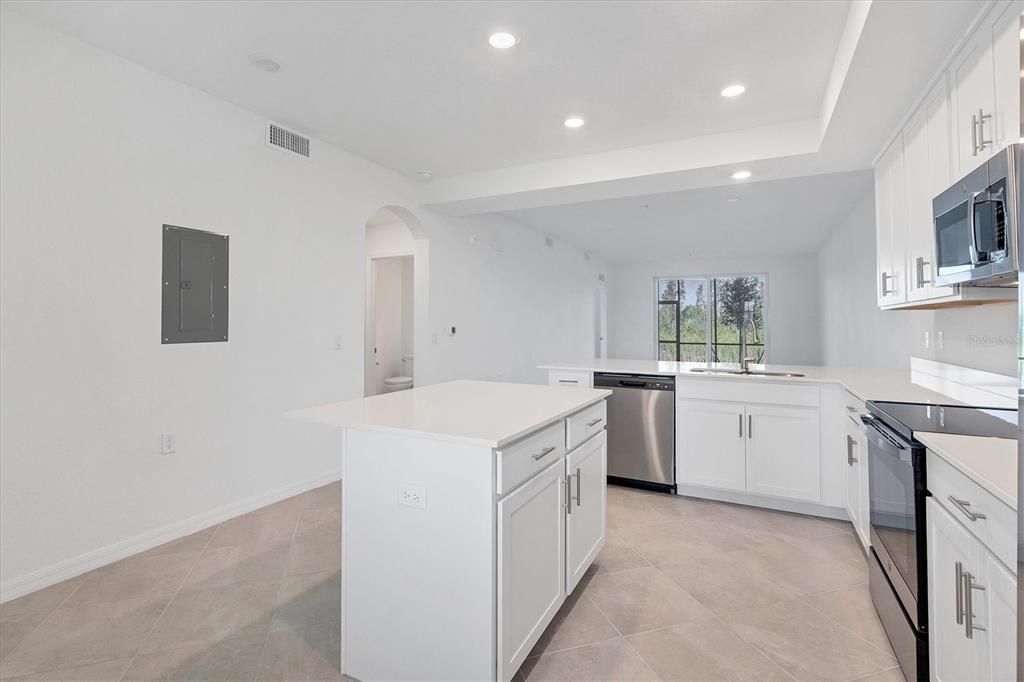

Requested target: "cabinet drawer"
[
  {"left": 496, "top": 421, "right": 567, "bottom": 495},
  {"left": 566, "top": 401, "right": 606, "bottom": 451},
  {"left": 928, "top": 451, "right": 1015, "bottom": 570},
  {"left": 548, "top": 370, "right": 593, "bottom": 388},
  {"left": 675, "top": 378, "right": 819, "bottom": 407}
]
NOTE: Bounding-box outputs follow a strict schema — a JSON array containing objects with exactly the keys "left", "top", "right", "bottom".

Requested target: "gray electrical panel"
[{"left": 162, "top": 225, "right": 228, "bottom": 344}]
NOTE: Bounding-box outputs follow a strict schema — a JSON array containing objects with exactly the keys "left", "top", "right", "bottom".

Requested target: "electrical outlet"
[
  {"left": 446, "top": 326, "right": 456, "bottom": 336},
  {"left": 924, "top": 331, "right": 930, "bottom": 349},
  {"left": 398, "top": 484, "right": 427, "bottom": 510},
  {"left": 468, "top": 233, "right": 478, "bottom": 245},
  {"left": 160, "top": 433, "right": 176, "bottom": 455},
  {"left": 937, "top": 330, "right": 945, "bottom": 350},
  {"left": 334, "top": 335, "right": 343, "bottom": 350}
]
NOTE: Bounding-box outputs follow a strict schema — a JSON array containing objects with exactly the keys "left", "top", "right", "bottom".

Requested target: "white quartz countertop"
[
  {"left": 290, "top": 380, "right": 610, "bottom": 448},
  {"left": 540, "top": 359, "right": 1008, "bottom": 407},
  {"left": 917, "top": 432, "right": 1018, "bottom": 510}
]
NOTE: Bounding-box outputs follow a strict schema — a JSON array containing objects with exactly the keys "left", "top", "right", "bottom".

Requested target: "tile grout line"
[
  {"left": 796, "top": 588, "right": 900, "bottom": 661},
  {"left": 117, "top": 532, "right": 215, "bottom": 682},
  {"left": 704, "top": 607, "right": 799, "bottom": 682},
  {"left": 252, "top": 494, "right": 308, "bottom": 680}
]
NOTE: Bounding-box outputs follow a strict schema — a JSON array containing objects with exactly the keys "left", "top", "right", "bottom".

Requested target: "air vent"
[{"left": 266, "top": 123, "right": 310, "bottom": 158}]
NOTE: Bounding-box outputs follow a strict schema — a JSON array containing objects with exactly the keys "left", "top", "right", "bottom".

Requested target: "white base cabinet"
[
  {"left": 498, "top": 459, "right": 567, "bottom": 680},
  {"left": 342, "top": 399, "right": 607, "bottom": 682},
  {"left": 676, "top": 380, "right": 822, "bottom": 505},
  {"left": 927, "top": 493, "right": 1017, "bottom": 682}
]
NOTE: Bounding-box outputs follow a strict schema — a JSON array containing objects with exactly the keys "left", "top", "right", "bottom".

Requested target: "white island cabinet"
[{"left": 293, "top": 380, "right": 610, "bottom": 682}]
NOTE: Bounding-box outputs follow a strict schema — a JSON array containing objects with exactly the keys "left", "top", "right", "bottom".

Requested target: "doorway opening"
[{"left": 364, "top": 207, "right": 421, "bottom": 397}]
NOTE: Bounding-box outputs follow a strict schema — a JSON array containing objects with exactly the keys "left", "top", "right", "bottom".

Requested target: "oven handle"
[{"left": 860, "top": 415, "right": 909, "bottom": 451}]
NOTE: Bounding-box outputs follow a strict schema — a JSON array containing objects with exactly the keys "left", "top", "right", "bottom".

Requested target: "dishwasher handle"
[{"left": 617, "top": 380, "right": 648, "bottom": 388}]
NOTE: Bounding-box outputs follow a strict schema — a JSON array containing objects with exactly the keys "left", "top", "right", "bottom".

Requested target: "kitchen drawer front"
[
  {"left": 548, "top": 370, "right": 593, "bottom": 388},
  {"left": 927, "top": 451, "right": 1015, "bottom": 570},
  {"left": 844, "top": 390, "right": 865, "bottom": 416},
  {"left": 497, "top": 421, "right": 567, "bottom": 495},
  {"left": 566, "top": 401, "right": 606, "bottom": 451},
  {"left": 675, "top": 379, "right": 819, "bottom": 408}
]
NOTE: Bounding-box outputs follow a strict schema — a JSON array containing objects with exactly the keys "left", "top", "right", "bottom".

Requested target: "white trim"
[
  {"left": 910, "top": 357, "right": 1016, "bottom": 408},
  {"left": 0, "top": 469, "right": 342, "bottom": 604},
  {"left": 674, "top": 483, "right": 849, "bottom": 521}
]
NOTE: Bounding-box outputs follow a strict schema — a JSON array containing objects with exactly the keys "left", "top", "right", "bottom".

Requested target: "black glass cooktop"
[{"left": 867, "top": 401, "right": 1017, "bottom": 442}]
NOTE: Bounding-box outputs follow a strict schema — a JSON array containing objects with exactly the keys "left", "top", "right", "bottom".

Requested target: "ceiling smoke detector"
[{"left": 248, "top": 54, "right": 281, "bottom": 72}]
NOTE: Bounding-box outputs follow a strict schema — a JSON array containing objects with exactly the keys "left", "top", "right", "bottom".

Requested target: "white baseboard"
[
  {"left": 0, "top": 469, "right": 342, "bottom": 604},
  {"left": 674, "top": 483, "right": 850, "bottom": 521}
]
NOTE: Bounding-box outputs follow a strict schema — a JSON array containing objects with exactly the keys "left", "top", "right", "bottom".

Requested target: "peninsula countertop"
[
  {"left": 291, "top": 379, "right": 611, "bottom": 448},
  {"left": 539, "top": 359, "right": 1015, "bottom": 407},
  {"left": 917, "top": 431, "right": 1018, "bottom": 510}
]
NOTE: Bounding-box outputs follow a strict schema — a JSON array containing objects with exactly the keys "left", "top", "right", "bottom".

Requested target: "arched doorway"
[{"left": 364, "top": 206, "right": 426, "bottom": 397}]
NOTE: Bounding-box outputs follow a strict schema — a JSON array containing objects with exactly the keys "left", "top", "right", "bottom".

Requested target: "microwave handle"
[{"left": 967, "top": 190, "right": 983, "bottom": 266}]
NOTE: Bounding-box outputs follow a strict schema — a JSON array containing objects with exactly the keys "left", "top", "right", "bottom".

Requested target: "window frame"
[{"left": 652, "top": 273, "right": 770, "bottom": 364}]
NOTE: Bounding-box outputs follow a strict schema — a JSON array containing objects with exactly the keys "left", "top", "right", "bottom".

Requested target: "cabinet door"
[
  {"left": 497, "top": 460, "right": 566, "bottom": 681},
  {"left": 927, "top": 498, "right": 978, "bottom": 682},
  {"left": 905, "top": 77, "right": 955, "bottom": 302},
  {"left": 566, "top": 431, "right": 607, "bottom": 593},
  {"left": 951, "top": 24, "right": 996, "bottom": 176},
  {"left": 844, "top": 424, "right": 861, "bottom": 538},
  {"left": 974, "top": 549, "right": 1017, "bottom": 682},
  {"left": 856, "top": 426, "right": 870, "bottom": 546},
  {"left": 875, "top": 140, "right": 906, "bottom": 306},
  {"left": 676, "top": 400, "right": 746, "bottom": 491},
  {"left": 987, "top": 0, "right": 1020, "bottom": 152},
  {"left": 745, "top": 405, "right": 821, "bottom": 502}
]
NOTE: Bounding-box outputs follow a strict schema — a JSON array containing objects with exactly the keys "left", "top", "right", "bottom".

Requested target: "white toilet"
[{"left": 383, "top": 355, "right": 414, "bottom": 393}]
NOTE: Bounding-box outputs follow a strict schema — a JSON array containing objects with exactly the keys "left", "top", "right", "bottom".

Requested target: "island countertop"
[{"left": 291, "top": 379, "right": 611, "bottom": 448}]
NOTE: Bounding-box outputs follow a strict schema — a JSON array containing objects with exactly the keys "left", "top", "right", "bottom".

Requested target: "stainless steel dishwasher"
[{"left": 593, "top": 373, "right": 675, "bottom": 493}]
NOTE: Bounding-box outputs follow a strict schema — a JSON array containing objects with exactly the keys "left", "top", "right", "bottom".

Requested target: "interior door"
[
  {"left": 675, "top": 399, "right": 746, "bottom": 491},
  {"left": 497, "top": 459, "right": 566, "bottom": 681},
  {"left": 566, "top": 431, "right": 607, "bottom": 593},
  {"left": 927, "top": 498, "right": 977, "bottom": 682},
  {"left": 745, "top": 404, "right": 821, "bottom": 502}
]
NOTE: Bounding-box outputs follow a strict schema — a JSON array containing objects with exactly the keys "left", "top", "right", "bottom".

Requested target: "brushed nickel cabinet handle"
[
  {"left": 977, "top": 108, "right": 992, "bottom": 151},
  {"left": 915, "top": 256, "right": 932, "bottom": 287},
  {"left": 586, "top": 418, "right": 603, "bottom": 427},
  {"left": 738, "top": 413, "right": 743, "bottom": 438},
  {"left": 565, "top": 476, "right": 572, "bottom": 515},
  {"left": 575, "top": 467, "right": 582, "bottom": 507},
  {"left": 964, "top": 570, "right": 986, "bottom": 639},
  {"left": 747, "top": 414, "right": 752, "bottom": 439},
  {"left": 948, "top": 495, "right": 987, "bottom": 521},
  {"left": 880, "top": 271, "right": 893, "bottom": 296},
  {"left": 532, "top": 446, "right": 557, "bottom": 461},
  {"left": 955, "top": 561, "right": 965, "bottom": 625},
  {"left": 972, "top": 112, "right": 979, "bottom": 156}
]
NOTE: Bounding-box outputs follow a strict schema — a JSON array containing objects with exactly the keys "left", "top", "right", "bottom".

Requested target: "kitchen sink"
[{"left": 688, "top": 368, "right": 805, "bottom": 378}]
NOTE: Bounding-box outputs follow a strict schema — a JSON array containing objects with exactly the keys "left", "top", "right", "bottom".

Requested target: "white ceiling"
[
  {"left": 7, "top": 0, "right": 851, "bottom": 178},
  {"left": 501, "top": 169, "right": 874, "bottom": 262}
]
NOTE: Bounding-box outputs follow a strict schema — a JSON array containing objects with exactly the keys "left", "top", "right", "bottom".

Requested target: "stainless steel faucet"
[{"left": 738, "top": 305, "right": 756, "bottom": 372}]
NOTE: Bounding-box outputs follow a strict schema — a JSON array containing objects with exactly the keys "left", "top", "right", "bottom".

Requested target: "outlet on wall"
[
  {"left": 160, "top": 432, "right": 176, "bottom": 455},
  {"left": 924, "top": 331, "right": 930, "bottom": 349},
  {"left": 398, "top": 484, "right": 427, "bottom": 510},
  {"left": 937, "top": 330, "right": 945, "bottom": 350}
]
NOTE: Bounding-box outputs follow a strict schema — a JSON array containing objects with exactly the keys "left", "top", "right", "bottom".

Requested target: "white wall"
[
  {"left": 817, "top": 194, "right": 1017, "bottom": 375},
  {"left": 609, "top": 254, "right": 822, "bottom": 365},
  {"left": 0, "top": 11, "right": 606, "bottom": 595}
]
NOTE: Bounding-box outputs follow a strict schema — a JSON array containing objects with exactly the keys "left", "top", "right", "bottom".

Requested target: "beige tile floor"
[{"left": 0, "top": 483, "right": 902, "bottom": 681}]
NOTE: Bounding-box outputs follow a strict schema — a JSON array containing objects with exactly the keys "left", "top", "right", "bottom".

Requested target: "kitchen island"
[{"left": 292, "top": 380, "right": 611, "bottom": 681}]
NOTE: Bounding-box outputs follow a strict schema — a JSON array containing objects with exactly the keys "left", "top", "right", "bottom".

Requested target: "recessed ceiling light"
[
  {"left": 417, "top": 169, "right": 434, "bottom": 180},
  {"left": 731, "top": 170, "right": 752, "bottom": 180},
  {"left": 564, "top": 116, "right": 585, "bottom": 129},
  {"left": 720, "top": 84, "right": 746, "bottom": 98},
  {"left": 488, "top": 32, "right": 517, "bottom": 49},
  {"left": 248, "top": 54, "right": 281, "bottom": 72},
  {"left": 727, "top": 198, "right": 739, "bottom": 203}
]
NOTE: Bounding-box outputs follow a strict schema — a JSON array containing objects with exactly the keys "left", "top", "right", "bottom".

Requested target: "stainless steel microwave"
[{"left": 932, "top": 143, "right": 1020, "bottom": 287}]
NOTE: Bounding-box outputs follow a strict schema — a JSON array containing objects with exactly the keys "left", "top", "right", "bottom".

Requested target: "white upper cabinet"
[
  {"left": 904, "top": 77, "right": 955, "bottom": 302},
  {"left": 875, "top": 138, "right": 907, "bottom": 306},
  {"left": 951, "top": 0, "right": 1020, "bottom": 176},
  {"left": 874, "top": 0, "right": 1020, "bottom": 310}
]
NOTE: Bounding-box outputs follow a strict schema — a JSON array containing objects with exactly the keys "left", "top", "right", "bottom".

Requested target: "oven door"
[{"left": 863, "top": 416, "right": 926, "bottom": 630}]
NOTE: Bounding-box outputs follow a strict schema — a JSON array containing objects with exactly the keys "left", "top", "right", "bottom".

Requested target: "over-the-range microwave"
[{"left": 932, "top": 143, "right": 1020, "bottom": 287}]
